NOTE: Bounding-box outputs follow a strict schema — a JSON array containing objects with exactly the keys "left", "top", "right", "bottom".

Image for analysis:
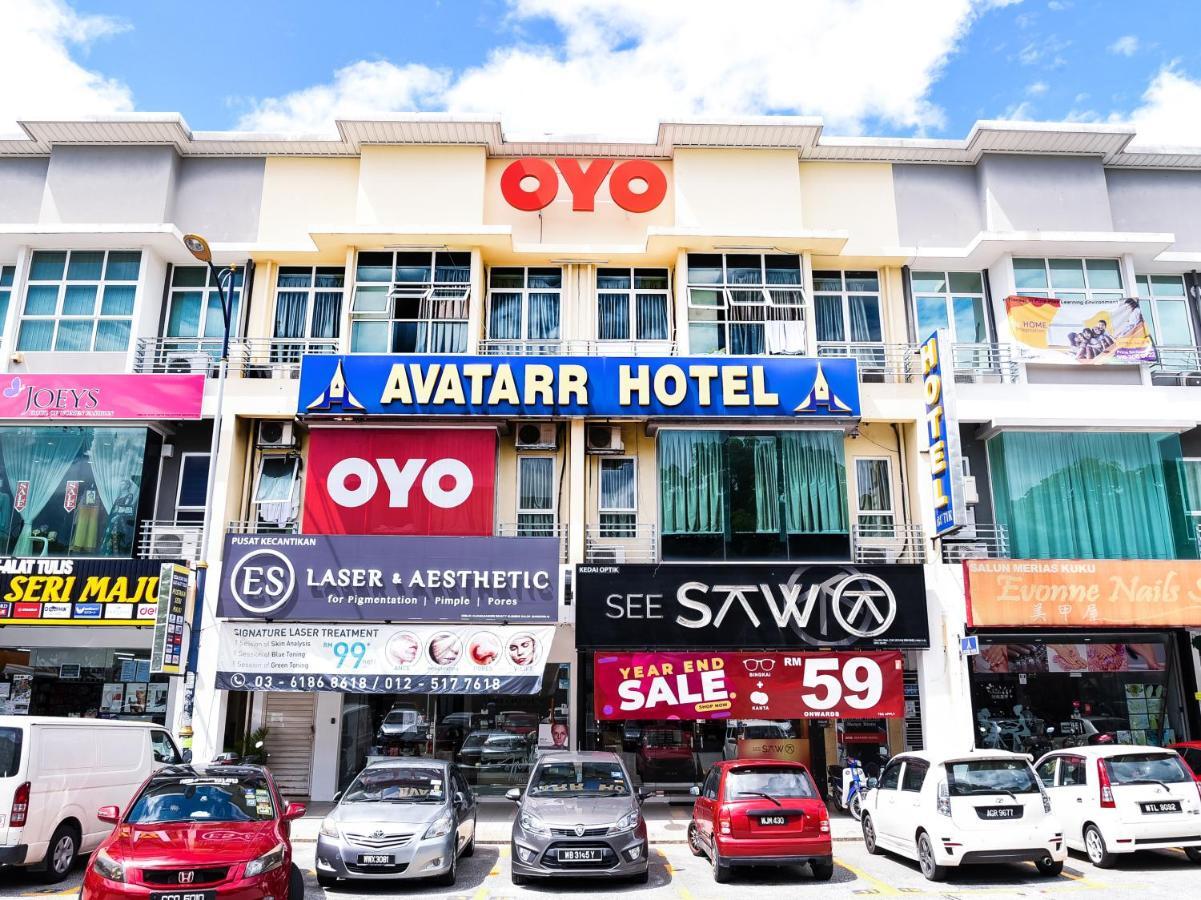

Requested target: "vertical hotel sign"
[
  {"left": 151, "top": 564, "right": 190, "bottom": 676},
  {"left": 921, "top": 330, "right": 966, "bottom": 536}
]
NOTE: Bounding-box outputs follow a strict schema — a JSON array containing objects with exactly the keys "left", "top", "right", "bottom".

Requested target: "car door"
[
  {"left": 870, "top": 758, "right": 905, "bottom": 847},
  {"left": 450, "top": 767, "right": 475, "bottom": 849},
  {"left": 896, "top": 757, "right": 929, "bottom": 849},
  {"left": 694, "top": 767, "right": 720, "bottom": 849},
  {"left": 1056, "top": 755, "right": 1088, "bottom": 846}
]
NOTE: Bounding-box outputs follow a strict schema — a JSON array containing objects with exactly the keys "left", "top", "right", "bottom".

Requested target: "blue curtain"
[
  {"left": 489, "top": 293, "right": 521, "bottom": 340},
  {"left": 849, "top": 295, "right": 882, "bottom": 342},
  {"left": 636, "top": 294, "right": 670, "bottom": 340},
  {"left": 311, "top": 291, "right": 342, "bottom": 339},
  {"left": 815, "top": 295, "right": 844, "bottom": 342},
  {"left": 528, "top": 292, "right": 560, "bottom": 340},
  {"left": 782, "top": 431, "right": 848, "bottom": 533},
  {"left": 659, "top": 431, "right": 724, "bottom": 534},
  {"left": 273, "top": 291, "right": 308, "bottom": 338},
  {"left": 730, "top": 324, "right": 764, "bottom": 355},
  {"left": 598, "top": 293, "right": 629, "bottom": 340}
]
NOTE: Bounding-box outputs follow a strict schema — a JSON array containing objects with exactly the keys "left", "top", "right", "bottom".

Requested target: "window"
[
  {"left": 900, "top": 759, "right": 928, "bottom": 792},
  {"left": 253, "top": 456, "right": 299, "bottom": 531},
  {"left": 351, "top": 251, "right": 470, "bottom": 353},
  {"left": 1180, "top": 747, "right": 1201, "bottom": 776},
  {"left": 1060, "top": 756, "right": 1086, "bottom": 787},
  {"left": 1012, "top": 258, "right": 1124, "bottom": 301},
  {"left": 686, "top": 253, "right": 804, "bottom": 355},
  {"left": 1135, "top": 274, "right": 1193, "bottom": 346},
  {"left": 150, "top": 730, "right": 181, "bottom": 764},
  {"left": 166, "top": 266, "right": 243, "bottom": 344},
  {"left": 597, "top": 268, "right": 671, "bottom": 341},
  {"left": 599, "top": 457, "right": 636, "bottom": 537},
  {"left": 701, "top": 767, "right": 720, "bottom": 800},
  {"left": 854, "top": 458, "right": 894, "bottom": 533},
  {"left": 910, "top": 271, "right": 989, "bottom": 343},
  {"left": 813, "top": 270, "right": 882, "bottom": 345},
  {"left": 274, "top": 266, "right": 345, "bottom": 358},
  {"left": 18, "top": 250, "right": 141, "bottom": 352},
  {"left": 1035, "top": 757, "right": 1058, "bottom": 788},
  {"left": 877, "top": 760, "right": 902, "bottom": 791},
  {"left": 488, "top": 267, "right": 562, "bottom": 346},
  {"left": 945, "top": 759, "right": 1040, "bottom": 795},
  {"left": 1180, "top": 459, "right": 1201, "bottom": 537},
  {"left": 0, "top": 266, "right": 14, "bottom": 337},
  {"left": 517, "top": 456, "right": 555, "bottom": 535},
  {"left": 174, "top": 453, "right": 210, "bottom": 524}
]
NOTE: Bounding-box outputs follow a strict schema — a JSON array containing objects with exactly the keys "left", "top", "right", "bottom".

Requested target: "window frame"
[
  {"left": 596, "top": 267, "right": 673, "bottom": 342},
  {"left": 1135, "top": 273, "right": 1194, "bottom": 347},
  {"left": 0, "top": 265, "right": 14, "bottom": 339},
  {"left": 854, "top": 456, "right": 895, "bottom": 532},
  {"left": 1011, "top": 257, "right": 1125, "bottom": 301},
  {"left": 909, "top": 270, "right": 990, "bottom": 344},
  {"left": 173, "top": 452, "right": 211, "bottom": 524},
  {"left": 251, "top": 455, "right": 300, "bottom": 525},
  {"left": 165, "top": 265, "right": 243, "bottom": 341},
  {"left": 812, "top": 269, "right": 883, "bottom": 345},
  {"left": 684, "top": 252, "right": 805, "bottom": 356},
  {"left": 350, "top": 250, "right": 471, "bottom": 354},
  {"left": 598, "top": 455, "right": 637, "bottom": 538},
  {"left": 900, "top": 758, "right": 928, "bottom": 793},
  {"left": 18, "top": 249, "right": 141, "bottom": 352},
  {"left": 486, "top": 266, "right": 564, "bottom": 344},
  {"left": 517, "top": 455, "right": 556, "bottom": 535},
  {"left": 273, "top": 265, "right": 346, "bottom": 341}
]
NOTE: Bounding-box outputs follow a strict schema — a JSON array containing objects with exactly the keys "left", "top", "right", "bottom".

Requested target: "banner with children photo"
[{"left": 1004, "top": 294, "right": 1156, "bottom": 364}]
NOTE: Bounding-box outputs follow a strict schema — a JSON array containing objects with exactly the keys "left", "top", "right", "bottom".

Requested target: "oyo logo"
[
  {"left": 229, "top": 548, "right": 296, "bottom": 615},
  {"left": 500, "top": 158, "right": 667, "bottom": 213},
  {"left": 326, "top": 457, "right": 474, "bottom": 510}
]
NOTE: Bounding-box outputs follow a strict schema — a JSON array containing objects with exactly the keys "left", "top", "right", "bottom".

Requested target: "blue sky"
[{"left": 7, "top": 0, "right": 1201, "bottom": 145}]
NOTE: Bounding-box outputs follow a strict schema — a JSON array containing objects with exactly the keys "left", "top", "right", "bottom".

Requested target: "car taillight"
[
  {"left": 1098, "top": 759, "right": 1115, "bottom": 808},
  {"left": 10, "top": 782, "right": 29, "bottom": 828},
  {"left": 937, "top": 781, "right": 951, "bottom": 817},
  {"left": 719, "top": 808, "right": 731, "bottom": 835},
  {"left": 819, "top": 815, "right": 830, "bottom": 833}
]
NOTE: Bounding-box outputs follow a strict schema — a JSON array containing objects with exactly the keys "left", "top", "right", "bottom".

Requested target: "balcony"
[
  {"left": 136, "top": 520, "right": 203, "bottom": 562},
  {"left": 851, "top": 523, "right": 928, "bottom": 564},
  {"left": 1151, "top": 347, "right": 1201, "bottom": 385},
  {"left": 133, "top": 338, "right": 339, "bottom": 377},
  {"left": 495, "top": 522, "right": 569, "bottom": 562},
  {"left": 940, "top": 524, "right": 1011, "bottom": 562},
  {"left": 817, "top": 342, "right": 915, "bottom": 383},
  {"left": 949, "top": 342, "right": 1020, "bottom": 384},
  {"left": 479, "top": 339, "right": 678, "bottom": 356},
  {"left": 227, "top": 519, "right": 301, "bottom": 535},
  {"left": 584, "top": 523, "right": 657, "bottom": 563}
]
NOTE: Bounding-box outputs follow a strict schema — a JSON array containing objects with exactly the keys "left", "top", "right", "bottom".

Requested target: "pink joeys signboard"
[{"left": 0, "top": 374, "right": 205, "bottom": 420}]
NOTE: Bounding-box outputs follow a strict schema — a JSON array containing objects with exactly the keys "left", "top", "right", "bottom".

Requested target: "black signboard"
[{"left": 575, "top": 563, "right": 929, "bottom": 650}]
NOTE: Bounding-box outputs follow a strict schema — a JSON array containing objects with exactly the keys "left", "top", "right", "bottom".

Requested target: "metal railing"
[
  {"left": 950, "top": 342, "right": 1021, "bottom": 383},
  {"left": 134, "top": 337, "right": 339, "bottom": 377},
  {"left": 136, "top": 520, "right": 203, "bottom": 562},
  {"left": 851, "top": 522, "right": 928, "bottom": 564},
  {"left": 226, "top": 519, "right": 301, "bottom": 535},
  {"left": 940, "top": 524, "right": 1011, "bottom": 562},
  {"left": 1151, "top": 347, "right": 1201, "bottom": 385},
  {"left": 495, "top": 522, "right": 569, "bottom": 562},
  {"left": 817, "top": 342, "right": 915, "bottom": 382},
  {"left": 479, "top": 339, "right": 678, "bottom": 356},
  {"left": 584, "top": 523, "right": 657, "bottom": 563}
]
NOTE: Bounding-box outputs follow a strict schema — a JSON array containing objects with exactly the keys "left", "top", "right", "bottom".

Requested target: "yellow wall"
[
  {"left": 357, "top": 146, "right": 486, "bottom": 227},
  {"left": 673, "top": 149, "right": 803, "bottom": 233},
  {"left": 799, "top": 162, "right": 900, "bottom": 253},
  {"left": 258, "top": 157, "right": 359, "bottom": 247}
]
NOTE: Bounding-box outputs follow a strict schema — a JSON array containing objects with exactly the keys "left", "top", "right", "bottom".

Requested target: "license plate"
[
  {"left": 759, "top": 815, "right": 788, "bottom": 826},
  {"left": 357, "top": 854, "right": 393, "bottom": 865},
  {"left": 1141, "top": 801, "right": 1182, "bottom": 814},
  {"left": 150, "top": 892, "right": 216, "bottom": 900},
  {"left": 557, "top": 848, "right": 603, "bottom": 863},
  {"left": 980, "top": 807, "right": 1019, "bottom": 819}
]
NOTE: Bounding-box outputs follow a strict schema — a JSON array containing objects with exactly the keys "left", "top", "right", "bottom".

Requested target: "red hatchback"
[
  {"left": 688, "top": 759, "right": 832, "bottom": 883},
  {"left": 1170, "top": 742, "right": 1201, "bottom": 781},
  {"left": 81, "top": 765, "right": 306, "bottom": 900}
]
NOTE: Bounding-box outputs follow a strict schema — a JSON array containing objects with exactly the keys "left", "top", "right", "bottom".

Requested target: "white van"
[{"left": 0, "top": 716, "right": 183, "bottom": 881}]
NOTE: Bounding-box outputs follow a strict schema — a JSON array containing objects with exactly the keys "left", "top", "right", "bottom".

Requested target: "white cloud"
[
  {"left": 0, "top": 0, "right": 133, "bottom": 135},
  {"left": 1027, "top": 81, "right": 1049, "bottom": 95},
  {"left": 1123, "top": 66, "right": 1201, "bottom": 148},
  {"left": 238, "top": 0, "right": 1016, "bottom": 140},
  {"left": 1108, "top": 35, "right": 1140, "bottom": 56}
]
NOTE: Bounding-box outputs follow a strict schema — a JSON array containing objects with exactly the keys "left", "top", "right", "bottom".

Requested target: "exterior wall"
[
  {"left": 892, "top": 163, "right": 983, "bottom": 247},
  {"left": 257, "top": 157, "right": 359, "bottom": 247},
  {"left": 977, "top": 153, "right": 1113, "bottom": 232},
  {"left": 171, "top": 158, "right": 266, "bottom": 243},
  {"left": 40, "top": 146, "right": 180, "bottom": 224},
  {"left": 358, "top": 145, "right": 486, "bottom": 228},
  {"left": 0, "top": 158, "right": 49, "bottom": 223},
  {"left": 1107, "top": 168, "right": 1201, "bottom": 252},
  {"left": 673, "top": 149, "right": 801, "bottom": 233},
  {"left": 799, "top": 162, "right": 900, "bottom": 253}
]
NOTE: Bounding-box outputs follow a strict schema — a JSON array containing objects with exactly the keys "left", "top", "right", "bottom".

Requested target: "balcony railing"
[
  {"left": 584, "top": 523, "right": 657, "bottom": 563},
  {"left": 851, "top": 522, "right": 928, "bottom": 564},
  {"left": 226, "top": 519, "right": 301, "bottom": 535},
  {"left": 1151, "top": 347, "right": 1201, "bottom": 385},
  {"left": 479, "top": 339, "right": 678, "bottom": 356},
  {"left": 817, "top": 342, "right": 915, "bottom": 382},
  {"left": 495, "top": 522, "right": 569, "bottom": 562},
  {"left": 940, "top": 524, "right": 1010, "bottom": 562},
  {"left": 949, "top": 342, "right": 1020, "bottom": 384},
  {"left": 134, "top": 338, "right": 339, "bottom": 377},
  {"left": 136, "top": 520, "right": 203, "bottom": 562}
]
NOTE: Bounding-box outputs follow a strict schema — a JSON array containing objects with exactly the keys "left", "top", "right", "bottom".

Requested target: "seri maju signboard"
[{"left": 0, "top": 558, "right": 182, "bottom": 624}]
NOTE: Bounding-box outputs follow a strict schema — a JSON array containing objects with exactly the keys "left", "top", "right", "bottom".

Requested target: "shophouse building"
[{"left": 0, "top": 116, "right": 1198, "bottom": 799}]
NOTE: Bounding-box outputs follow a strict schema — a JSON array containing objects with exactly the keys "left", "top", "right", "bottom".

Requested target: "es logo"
[
  {"left": 229, "top": 549, "right": 295, "bottom": 615},
  {"left": 326, "top": 457, "right": 474, "bottom": 510}
]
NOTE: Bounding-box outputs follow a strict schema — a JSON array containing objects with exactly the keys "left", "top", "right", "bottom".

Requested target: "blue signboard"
[
  {"left": 920, "top": 330, "right": 966, "bottom": 536},
  {"left": 298, "top": 355, "right": 860, "bottom": 418}
]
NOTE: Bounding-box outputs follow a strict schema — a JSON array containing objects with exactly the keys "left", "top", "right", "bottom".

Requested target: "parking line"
[
  {"left": 473, "top": 844, "right": 508, "bottom": 900},
  {"left": 835, "top": 858, "right": 902, "bottom": 895}
]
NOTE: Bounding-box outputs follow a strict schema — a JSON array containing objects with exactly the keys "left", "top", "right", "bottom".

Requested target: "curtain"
[
  {"left": 636, "top": 294, "right": 670, "bottom": 340},
  {"left": 752, "top": 437, "right": 780, "bottom": 533},
  {"left": 850, "top": 295, "right": 882, "bottom": 342},
  {"left": 0, "top": 427, "right": 87, "bottom": 556},
  {"left": 528, "top": 293, "right": 560, "bottom": 340},
  {"left": 489, "top": 293, "right": 521, "bottom": 340},
  {"left": 311, "top": 292, "right": 342, "bottom": 339},
  {"left": 16, "top": 320, "right": 54, "bottom": 352},
  {"left": 1182, "top": 459, "right": 1201, "bottom": 512},
  {"left": 660, "top": 431, "right": 724, "bottom": 534},
  {"left": 600, "top": 459, "right": 635, "bottom": 510},
  {"left": 273, "top": 291, "right": 308, "bottom": 339},
  {"left": 730, "top": 324, "right": 765, "bottom": 355},
  {"left": 814, "top": 295, "right": 844, "bottom": 342},
  {"left": 427, "top": 322, "right": 466, "bottom": 353},
  {"left": 256, "top": 458, "right": 298, "bottom": 527},
  {"left": 598, "top": 293, "right": 629, "bottom": 340},
  {"left": 520, "top": 458, "right": 554, "bottom": 510},
  {"left": 765, "top": 320, "right": 806, "bottom": 354},
  {"left": 989, "top": 431, "right": 1180, "bottom": 559},
  {"left": 782, "top": 431, "right": 848, "bottom": 533},
  {"left": 90, "top": 428, "right": 146, "bottom": 519}
]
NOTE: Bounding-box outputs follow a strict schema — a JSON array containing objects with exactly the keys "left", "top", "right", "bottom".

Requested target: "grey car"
[
  {"left": 316, "top": 759, "right": 477, "bottom": 888},
  {"left": 508, "top": 751, "right": 650, "bottom": 885}
]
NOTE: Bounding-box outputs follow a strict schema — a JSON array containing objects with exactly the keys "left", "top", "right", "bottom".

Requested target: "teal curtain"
[
  {"left": 752, "top": 437, "right": 780, "bottom": 533},
  {"left": 659, "top": 431, "right": 724, "bottom": 534},
  {"left": 988, "top": 431, "right": 1183, "bottom": 559},
  {"left": 782, "top": 431, "right": 848, "bottom": 533},
  {"left": 0, "top": 427, "right": 87, "bottom": 556}
]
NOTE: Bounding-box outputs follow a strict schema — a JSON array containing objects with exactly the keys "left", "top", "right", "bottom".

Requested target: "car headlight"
[
  {"left": 519, "top": 811, "right": 550, "bottom": 836},
  {"left": 612, "top": 810, "right": 641, "bottom": 833},
  {"left": 319, "top": 818, "right": 340, "bottom": 839},
  {"left": 244, "top": 843, "right": 286, "bottom": 878},
  {"left": 92, "top": 848, "right": 125, "bottom": 883},
  {"left": 424, "top": 810, "right": 454, "bottom": 840}
]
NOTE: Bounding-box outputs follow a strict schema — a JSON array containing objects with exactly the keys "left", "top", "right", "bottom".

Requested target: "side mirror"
[
  {"left": 689, "top": 785, "right": 701, "bottom": 797},
  {"left": 333, "top": 791, "right": 342, "bottom": 804},
  {"left": 181, "top": 749, "right": 193, "bottom": 764},
  {"left": 637, "top": 788, "right": 652, "bottom": 803},
  {"left": 453, "top": 791, "right": 467, "bottom": 808},
  {"left": 505, "top": 788, "right": 522, "bottom": 802},
  {"left": 283, "top": 802, "right": 307, "bottom": 820},
  {"left": 867, "top": 777, "right": 879, "bottom": 789},
  {"left": 97, "top": 806, "right": 120, "bottom": 825}
]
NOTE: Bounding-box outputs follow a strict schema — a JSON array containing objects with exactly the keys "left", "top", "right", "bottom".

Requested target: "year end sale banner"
[
  {"left": 593, "top": 651, "right": 904, "bottom": 721},
  {"left": 1004, "top": 295, "right": 1155, "bottom": 364}
]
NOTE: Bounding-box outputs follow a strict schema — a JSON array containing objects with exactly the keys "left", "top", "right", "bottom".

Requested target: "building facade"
[{"left": 1, "top": 115, "right": 1200, "bottom": 799}]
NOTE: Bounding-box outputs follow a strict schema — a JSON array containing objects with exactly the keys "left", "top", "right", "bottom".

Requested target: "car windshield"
[
  {"left": 727, "top": 766, "right": 816, "bottom": 799},
  {"left": 383, "top": 711, "right": 417, "bottom": 726},
  {"left": 528, "top": 761, "right": 631, "bottom": 797},
  {"left": 743, "top": 726, "right": 786, "bottom": 739},
  {"left": 946, "top": 760, "right": 1040, "bottom": 795},
  {"left": 644, "top": 730, "right": 685, "bottom": 747},
  {"left": 343, "top": 767, "right": 446, "bottom": 803},
  {"left": 0, "top": 728, "right": 22, "bottom": 778},
  {"left": 1104, "top": 754, "right": 1192, "bottom": 785},
  {"left": 127, "top": 775, "right": 275, "bottom": 824},
  {"left": 462, "top": 733, "right": 493, "bottom": 749}
]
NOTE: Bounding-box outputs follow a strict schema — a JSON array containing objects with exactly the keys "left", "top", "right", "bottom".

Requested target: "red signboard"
[
  {"left": 593, "top": 651, "right": 904, "bottom": 721},
  {"left": 500, "top": 158, "right": 667, "bottom": 213},
  {"left": 302, "top": 429, "right": 497, "bottom": 536}
]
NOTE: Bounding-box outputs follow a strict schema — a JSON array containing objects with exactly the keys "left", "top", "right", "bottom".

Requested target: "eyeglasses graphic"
[{"left": 742, "top": 658, "right": 776, "bottom": 672}]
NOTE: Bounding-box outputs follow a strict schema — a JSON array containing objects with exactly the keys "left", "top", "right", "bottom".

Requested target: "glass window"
[
  {"left": 901, "top": 759, "right": 928, "bottom": 792},
  {"left": 352, "top": 251, "right": 469, "bottom": 353},
  {"left": 174, "top": 454, "right": 210, "bottom": 524},
  {"left": 166, "top": 265, "right": 243, "bottom": 346},
  {"left": 150, "top": 730, "right": 181, "bottom": 764},
  {"left": 725, "top": 766, "right": 817, "bottom": 799},
  {"left": 127, "top": 773, "right": 275, "bottom": 824},
  {"left": 252, "top": 455, "right": 299, "bottom": 531},
  {"left": 855, "top": 458, "right": 894, "bottom": 532},
  {"left": 702, "top": 767, "right": 720, "bottom": 799},
  {"left": 685, "top": 253, "right": 804, "bottom": 355},
  {"left": 518, "top": 456, "right": 555, "bottom": 536},
  {"left": 814, "top": 270, "right": 882, "bottom": 346},
  {"left": 274, "top": 266, "right": 345, "bottom": 358},
  {"left": 910, "top": 270, "right": 988, "bottom": 344},
  {"left": 599, "top": 457, "right": 636, "bottom": 538},
  {"left": 1012, "top": 258, "right": 1125, "bottom": 300},
  {"left": 1035, "top": 757, "right": 1057, "bottom": 787},
  {"left": 1104, "top": 753, "right": 1192, "bottom": 784},
  {"left": 0, "top": 727, "right": 22, "bottom": 777},
  {"left": 18, "top": 250, "right": 141, "bottom": 352},
  {"left": 343, "top": 765, "right": 447, "bottom": 801},
  {"left": 1061, "top": 757, "right": 1086, "bottom": 787},
  {"left": 945, "top": 759, "right": 1040, "bottom": 795},
  {"left": 1136, "top": 274, "right": 1193, "bottom": 347},
  {"left": 528, "top": 760, "right": 631, "bottom": 796},
  {"left": 877, "top": 760, "right": 902, "bottom": 790},
  {"left": 597, "top": 267, "right": 671, "bottom": 342},
  {"left": 0, "top": 265, "right": 16, "bottom": 337},
  {"left": 487, "top": 267, "right": 562, "bottom": 347}
]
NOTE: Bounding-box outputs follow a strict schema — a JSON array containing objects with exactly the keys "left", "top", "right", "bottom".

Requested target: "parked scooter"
[{"left": 213, "top": 740, "right": 269, "bottom": 766}]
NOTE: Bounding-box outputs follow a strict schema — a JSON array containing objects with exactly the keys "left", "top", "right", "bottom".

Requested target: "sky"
[{"left": 4, "top": 0, "right": 1201, "bottom": 147}]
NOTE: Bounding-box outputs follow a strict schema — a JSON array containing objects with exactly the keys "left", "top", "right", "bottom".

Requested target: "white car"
[
  {"left": 1035, "top": 745, "right": 1201, "bottom": 867},
  {"left": 860, "top": 750, "right": 1066, "bottom": 881}
]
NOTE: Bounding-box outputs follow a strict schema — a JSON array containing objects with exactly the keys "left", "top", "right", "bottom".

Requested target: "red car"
[
  {"left": 81, "top": 765, "right": 306, "bottom": 900},
  {"left": 1170, "top": 742, "right": 1201, "bottom": 781},
  {"left": 636, "top": 728, "right": 696, "bottom": 782},
  {"left": 688, "top": 759, "right": 832, "bottom": 883}
]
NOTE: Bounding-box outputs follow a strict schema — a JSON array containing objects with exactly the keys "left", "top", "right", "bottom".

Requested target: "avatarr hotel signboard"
[{"left": 299, "top": 355, "right": 860, "bottom": 418}]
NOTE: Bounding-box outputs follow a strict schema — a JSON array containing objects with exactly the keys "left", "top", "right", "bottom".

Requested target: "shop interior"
[{"left": 0, "top": 646, "right": 170, "bottom": 724}]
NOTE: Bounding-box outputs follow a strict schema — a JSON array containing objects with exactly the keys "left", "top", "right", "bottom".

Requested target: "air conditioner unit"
[
  {"left": 515, "top": 422, "right": 557, "bottom": 450},
  {"left": 586, "top": 425, "right": 624, "bottom": 454},
  {"left": 589, "top": 546, "right": 626, "bottom": 564},
  {"left": 164, "top": 351, "right": 211, "bottom": 374},
  {"left": 962, "top": 475, "right": 980, "bottom": 505},
  {"left": 150, "top": 527, "right": 203, "bottom": 561},
  {"left": 257, "top": 420, "right": 297, "bottom": 449}
]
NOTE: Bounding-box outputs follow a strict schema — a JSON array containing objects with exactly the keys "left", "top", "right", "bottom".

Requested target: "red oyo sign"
[
  {"left": 302, "top": 429, "right": 497, "bottom": 537},
  {"left": 500, "top": 158, "right": 667, "bottom": 213},
  {"left": 593, "top": 651, "right": 904, "bottom": 721}
]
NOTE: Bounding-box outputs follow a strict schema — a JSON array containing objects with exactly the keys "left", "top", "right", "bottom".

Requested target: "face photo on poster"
[
  {"left": 146, "top": 683, "right": 169, "bottom": 713},
  {"left": 124, "top": 683, "right": 148, "bottom": 714}
]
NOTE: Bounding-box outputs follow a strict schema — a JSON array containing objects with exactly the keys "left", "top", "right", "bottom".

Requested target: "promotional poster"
[
  {"left": 593, "top": 650, "right": 904, "bottom": 721},
  {"left": 1003, "top": 295, "right": 1155, "bottom": 364},
  {"left": 215, "top": 622, "right": 556, "bottom": 695}
]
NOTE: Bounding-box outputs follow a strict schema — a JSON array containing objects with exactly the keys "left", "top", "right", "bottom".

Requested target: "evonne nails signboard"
[{"left": 0, "top": 374, "right": 205, "bottom": 420}]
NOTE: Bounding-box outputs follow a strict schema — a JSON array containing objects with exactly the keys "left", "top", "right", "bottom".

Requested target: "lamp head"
[{"left": 182, "top": 233, "right": 212, "bottom": 263}]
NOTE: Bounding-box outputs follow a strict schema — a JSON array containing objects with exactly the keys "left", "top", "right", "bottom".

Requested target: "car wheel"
[
  {"left": 42, "top": 824, "right": 78, "bottom": 883},
  {"left": 916, "top": 833, "right": 946, "bottom": 882},
  {"left": 812, "top": 858, "right": 834, "bottom": 881},
  {"left": 316, "top": 874, "right": 338, "bottom": 890},
  {"left": 1186, "top": 847, "right": 1201, "bottom": 864},
  {"left": 688, "top": 823, "right": 705, "bottom": 857},
  {"left": 288, "top": 863, "right": 304, "bottom": 900},
  {"left": 1035, "top": 856, "right": 1063, "bottom": 877},
  {"left": 862, "top": 814, "right": 880, "bottom": 855},
  {"left": 713, "top": 848, "right": 732, "bottom": 884},
  {"left": 1084, "top": 825, "right": 1114, "bottom": 869}
]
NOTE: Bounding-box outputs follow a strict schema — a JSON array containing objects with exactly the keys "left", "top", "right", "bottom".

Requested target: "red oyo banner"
[
  {"left": 302, "top": 429, "right": 497, "bottom": 536},
  {"left": 594, "top": 651, "right": 904, "bottom": 721}
]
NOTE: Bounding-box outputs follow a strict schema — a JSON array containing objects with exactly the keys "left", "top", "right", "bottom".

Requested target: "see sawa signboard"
[{"left": 299, "top": 355, "right": 860, "bottom": 419}]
